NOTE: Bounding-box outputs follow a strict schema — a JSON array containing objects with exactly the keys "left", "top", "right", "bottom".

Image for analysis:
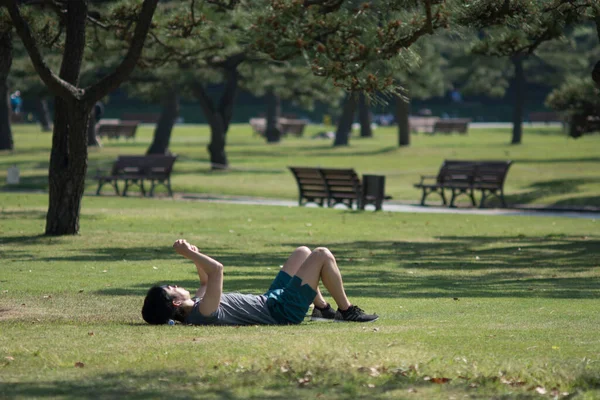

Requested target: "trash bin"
[{"left": 361, "top": 175, "right": 385, "bottom": 211}]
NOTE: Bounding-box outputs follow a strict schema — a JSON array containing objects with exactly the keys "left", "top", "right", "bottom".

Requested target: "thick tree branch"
[
  {"left": 5, "top": 0, "right": 78, "bottom": 100},
  {"left": 84, "top": 0, "right": 159, "bottom": 103}
]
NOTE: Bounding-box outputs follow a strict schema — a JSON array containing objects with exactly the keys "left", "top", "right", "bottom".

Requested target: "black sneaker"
[
  {"left": 310, "top": 303, "right": 336, "bottom": 321},
  {"left": 335, "top": 305, "right": 379, "bottom": 323}
]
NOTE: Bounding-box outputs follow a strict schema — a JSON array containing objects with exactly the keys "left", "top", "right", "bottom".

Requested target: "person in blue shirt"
[
  {"left": 10, "top": 90, "right": 22, "bottom": 114},
  {"left": 142, "top": 239, "right": 378, "bottom": 326}
]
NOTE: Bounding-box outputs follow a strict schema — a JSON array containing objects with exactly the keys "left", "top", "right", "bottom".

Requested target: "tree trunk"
[
  {"left": 0, "top": 29, "right": 14, "bottom": 151},
  {"left": 35, "top": 97, "right": 52, "bottom": 132},
  {"left": 358, "top": 93, "right": 372, "bottom": 137},
  {"left": 192, "top": 68, "right": 239, "bottom": 170},
  {"left": 593, "top": 61, "right": 600, "bottom": 89},
  {"left": 8, "top": 0, "right": 159, "bottom": 235},
  {"left": 511, "top": 55, "right": 525, "bottom": 145},
  {"left": 593, "top": 13, "right": 600, "bottom": 88},
  {"left": 46, "top": 99, "right": 91, "bottom": 235},
  {"left": 397, "top": 95, "right": 410, "bottom": 147},
  {"left": 333, "top": 93, "right": 357, "bottom": 146},
  {"left": 265, "top": 89, "right": 282, "bottom": 143},
  {"left": 87, "top": 109, "right": 101, "bottom": 147},
  {"left": 45, "top": 1, "right": 89, "bottom": 236},
  {"left": 147, "top": 87, "right": 179, "bottom": 155}
]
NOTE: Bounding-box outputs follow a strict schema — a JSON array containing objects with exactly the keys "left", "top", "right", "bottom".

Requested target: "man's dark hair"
[{"left": 142, "top": 286, "right": 175, "bottom": 325}]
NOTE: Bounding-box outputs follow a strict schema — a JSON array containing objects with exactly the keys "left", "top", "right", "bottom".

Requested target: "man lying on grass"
[{"left": 142, "top": 239, "right": 378, "bottom": 326}]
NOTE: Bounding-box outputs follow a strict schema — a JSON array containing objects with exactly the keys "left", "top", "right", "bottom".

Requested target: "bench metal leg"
[
  {"left": 449, "top": 190, "right": 458, "bottom": 207},
  {"left": 440, "top": 189, "right": 447, "bottom": 206},
  {"left": 469, "top": 189, "right": 477, "bottom": 206},
  {"left": 420, "top": 189, "right": 428, "bottom": 206},
  {"left": 479, "top": 190, "right": 489, "bottom": 208}
]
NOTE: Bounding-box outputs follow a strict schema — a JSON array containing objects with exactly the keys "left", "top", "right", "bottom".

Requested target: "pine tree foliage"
[
  {"left": 215, "top": 0, "right": 452, "bottom": 98},
  {"left": 454, "top": 0, "right": 600, "bottom": 85}
]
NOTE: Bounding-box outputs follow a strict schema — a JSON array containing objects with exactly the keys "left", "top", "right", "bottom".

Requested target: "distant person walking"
[{"left": 10, "top": 91, "right": 22, "bottom": 114}]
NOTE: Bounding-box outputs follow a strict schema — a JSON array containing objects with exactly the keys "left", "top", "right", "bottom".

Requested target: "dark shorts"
[{"left": 264, "top": 271, "right": 317, "bottom": 324}]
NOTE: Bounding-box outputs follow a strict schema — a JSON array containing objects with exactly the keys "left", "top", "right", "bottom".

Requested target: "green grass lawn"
[
  {"left": 1, "top": 192, "right": 599, "bottom": 399},
  {"left": 1, "top": 122, "right": 599, "bottom": 207}
]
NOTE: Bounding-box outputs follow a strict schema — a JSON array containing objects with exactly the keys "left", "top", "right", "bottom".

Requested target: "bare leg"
[
  {"left": 281, "top": 246, "right": 328, "bottom": 308},
  {"left": 293, "top": 247, "right": 351, "bottom": 311}
]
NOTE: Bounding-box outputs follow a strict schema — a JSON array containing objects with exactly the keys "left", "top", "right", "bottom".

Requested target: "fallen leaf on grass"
[
  {"left": 74, "top": 362, "right": 85, "bottom": 368},
  {"left": 407, "top": 388, "right": 417, "bottom": 393},
  {"left": 430, "top": 377, "right": 451, "bottom": 384},
  {"left": 88, "top": 332, "right": 94, "bottom": 336},
  {"left": 5, "top": 356, "right": 14, "bottom": 361}
]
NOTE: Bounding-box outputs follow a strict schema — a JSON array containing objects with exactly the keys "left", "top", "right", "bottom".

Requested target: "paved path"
[{"left": 179, "top": 194, "right": 599, "bottom": 220}]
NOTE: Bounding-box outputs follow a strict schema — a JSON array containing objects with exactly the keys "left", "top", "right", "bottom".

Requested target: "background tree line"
[{"left": 0, "top": 0, "right": 598, "bottom": 236}]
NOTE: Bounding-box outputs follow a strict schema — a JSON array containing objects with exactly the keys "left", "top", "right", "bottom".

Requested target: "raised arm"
[{"left": 172, "top": 239, "right": 223, "bottom": 316}]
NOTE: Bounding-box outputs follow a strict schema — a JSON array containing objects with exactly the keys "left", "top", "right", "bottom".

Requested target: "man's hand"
[{"left": 173, "top": 239, "right": 199, "bottom": 257}]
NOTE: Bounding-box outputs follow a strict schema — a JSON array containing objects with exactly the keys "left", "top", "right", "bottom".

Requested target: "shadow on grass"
[
  {"left": 514, "top": 156, "right": 600, "bottom": 164},
  {"left": 0, "top": 210, "right": 47, "bottom": 221},
  {"left": 304, "top": 145, "right": 399, "bottom": 158},
  {"left": 0, "top": 175, "right": 49, "bottom": 191},
  {"left": 89, "top": 235, "right": 600, "bottom": 299},
  {"left": 505, "top": 177, "right": 600, "bottom": 207},
  {"left": 1, "top": 367, "right": 598, "bottom": 399}
]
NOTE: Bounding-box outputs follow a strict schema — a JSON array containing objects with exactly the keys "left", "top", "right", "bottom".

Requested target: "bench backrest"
[
  {"left": 97, "top": 120, "right": 139, "bottom": 138},
  {"left": 438, "top": 161, "right": 477, "bottom": 185},
  {"left": 409, "top": 116, "right": 439, "bottom": 132},
  {"left": 289, "top": 167, "right": 329, "bottom": 199},
  {"left": 438, "top": 160, "right": 512, "bottom": 188},
  {"left": 529, "top": 112, "right": 561, "bottom": 122},
  {"left": 279, "top": 118, "right": 307, "bottom": 136},
  {"left": 111, "top": 155, "right": 177, "bottom": 177},
  {"left": 121, "top": 113, "right": 160, "bottom": 123},
  {"left": 473, "top": 161, "right": 512, "bottom": 187},
  {"left": 320, "top": 168, "right": 362, "bottom": 199},
  {"left": 433, "top": 119, "right": 471, "bottom": 133}
]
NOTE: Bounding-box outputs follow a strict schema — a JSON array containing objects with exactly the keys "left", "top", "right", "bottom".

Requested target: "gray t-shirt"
[{"left": 184, "top": 292, "right": 279, "bottom": 325}]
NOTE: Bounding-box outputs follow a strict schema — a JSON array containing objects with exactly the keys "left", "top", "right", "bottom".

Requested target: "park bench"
[
  {"left": 528, "top": 111, "right": 563, "bottom": 124},
  {"left": 121, "top": 112, "right": 161, "bottom": 124},
  {"left": 96, "top": 120, "right": 139, "bottom": 140},
  {"left": 414, "top": 160, "right": 512, "bottom": 208},
  {"left": 279, "top": 118, "right": 307, "bottom": 137},
  {"left": 432, "top": 118, "right": 471, "bottom": 134},
  {"left": 288, "top": 167, "right": 388, "bottom": 211},
  {"left": 409, "top": 116, "right": 439, "bottom": 133},
  {"left": 249, "top": 118, "right": 307, "bottom": 137},
  {"left": 94, "top": 154, "right": 177, "bottom": 197}
]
